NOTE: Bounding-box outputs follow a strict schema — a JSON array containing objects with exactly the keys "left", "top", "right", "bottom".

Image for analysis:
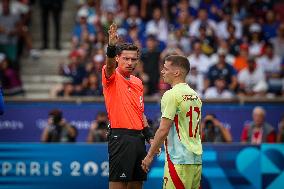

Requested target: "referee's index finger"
[{"left": 110, "top": 23, "right": 117, "bottom": 30}]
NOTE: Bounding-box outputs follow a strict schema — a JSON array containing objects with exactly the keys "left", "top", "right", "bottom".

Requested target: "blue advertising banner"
[
  {"left": 0, "top": 143, "right": 283, "bottom": 189},
  {"left": 0, "top": 143, "right": 109, "bottom": 189},
  {"left": 0, "top": 102, "right": 283, "bottom": 142}
]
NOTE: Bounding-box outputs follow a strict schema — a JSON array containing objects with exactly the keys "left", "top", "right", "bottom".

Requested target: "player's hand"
[
  {"left": 141, "top": 155, "right": 154, "bottom": 173},
  {"left": 108, "top": 23, "right": 118, "bottom": 46}
]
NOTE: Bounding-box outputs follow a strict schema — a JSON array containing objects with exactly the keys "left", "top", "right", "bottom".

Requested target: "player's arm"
[
  {"left": 147, "top": 117, "right": 172, "bottom": 157},
  {"left": 105, "top": 23, "right": 118, "bottom": 78},
  {"left": 141, "top": 117, "right": 172, "bottom": 173}
]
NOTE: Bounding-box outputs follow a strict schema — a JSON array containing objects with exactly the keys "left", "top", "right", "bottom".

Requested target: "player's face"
[
  {"left": 161, "top": 61, "right": 176, "bottom": 84},
  {"left": 117, "top": 50, "right": 139, "bottom": 75}
]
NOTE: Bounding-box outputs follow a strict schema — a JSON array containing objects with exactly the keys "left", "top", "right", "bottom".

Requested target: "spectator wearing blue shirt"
[
  {"left": 262, "top": 10, "right": 280, "bottom": 40},
  {"left": 204, "top": 48, "right": 238, "bottom": 92},
  {"left": 72, "top": 8, "right": 96, "bottom": 49}
]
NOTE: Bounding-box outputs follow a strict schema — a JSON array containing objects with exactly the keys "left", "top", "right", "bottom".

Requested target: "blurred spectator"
[
  {"left": 186, "top": 66, "right": 203, "bottom": 95},
  {"left": 270, "top": 23, "right": 284, "bottom": 59},
  {"left": 226, "top": 23, "right": 242, "bottom": 56},
  {"left": 41, "top": 109, "right": 78, "bottom": 142},
  {"left": 160, "top": 34, "right": 184, "bottom": 60},
  {"left": 173, "top": 27, "right": 191, "bottom": 55},
  {"left": 201, "top": 114, "right": 232, "bottom": 143},
  {"left": 145, "top": 7, "right": 168, "bottom": 43},
  {"left": 87, "top": 111, "right": 109, "bottom": 143},
  {"left": 140, "top": 35, "right": 161, "bottom": 95},
  {"left": 39, "top": 0, "right": 63, "bottom": 50},
  {"left": 241, "top": 106, "right": 276, "bottom": 144},
  {"left": 223, "top": 0, "right": 247, "bottom": 21},
  {"left": 248, "top": 23, "right": 265, "bottom": 57},
  {"left": 257, "top": 42, "right": 282, "bottom": 94},
  {"left": 124, "top": 24, "right": 143, "bottom": 48},
  {"left": 0, "top": 0, "right": 39, "bottom": 58},
  {"left": 101, "top": 9, "right": 116, "bottom": 35},
  {"left": 172, "top": 8, "right": 193, "bottom": 37},
  {"left": 189, "top": 8, "right": 217, "bottom": 38},
  {"left": 93, "top": 30, "right": 107, "bottom": 50},
  {"left": 197, "top": 23, "right": 217, "bottom": 56},
  {"left": 133, "top": 61, "right": 150, "bottom": 95},
  {"left": 60, "top": 50, "right": 86, "bottom": 85},
  {"left": 56, "top": 82, "right": 76, "bottom": 97},
  {"left": 203, "top": 76, "right": 234, "bottom": 99},
  {"left": 233, "top": 43, "right": 249, "bottom": 72},
  {"left": 262, "top": 10, "right": 280, "bottom": 40},
  {"left": 238, "top": 57, "right": 267, "bottom": 96},
  {"left": 248, "top": 0, "right": 273, "bottom": 22},
  {"left": 77, "top": 0, "right": 100, "bottom": 27},
  {"left": 199, "top": 0, "right": 222, "bottom": 22},
  {"left": 188, "top": 41, "right": 212, "bottom": 75},
  {"left": 121, "top": 4, "right": 144, "bottom": 35},
  {"left": 277, "top": 114, "right": 284, "bottom": 142},
  {"left": 217, "top": 9, "right": 242, "bottom": 40},
  {"left": 80, "top": 73, "right": 102, "bottom": 96},
  {"left": 72, "top": 8, "right": 96, "bottom": 49},
  {"left": 0, "top": 53, "right": 23, "bottom": 96},
  {"left": 209, "top": 40, "right": 235, "bottom": 65},
  {"left": 0, "top": 0, "right": 21, "bottom": 68},
  {"left": 187, "top": 41, "right": 212, "bottom": 93},
  {"left": 205, "top": 48, "right": 238, "bottom": 92}
]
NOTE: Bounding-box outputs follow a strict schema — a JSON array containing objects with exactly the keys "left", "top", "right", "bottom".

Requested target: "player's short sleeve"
[
  {"left": 102, "top": 65, "right": 116, "bottom": 88},
  {"left": 161, "top": 91, "right": 177, "bottom": 120}
]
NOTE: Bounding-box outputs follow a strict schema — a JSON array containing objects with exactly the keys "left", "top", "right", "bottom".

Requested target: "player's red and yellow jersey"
[
  {"left": 161, "top": 83, "right": 202, "bottom": 164},
  {"left": 102, "top": 65, "right": 144, "bottom": 130}
]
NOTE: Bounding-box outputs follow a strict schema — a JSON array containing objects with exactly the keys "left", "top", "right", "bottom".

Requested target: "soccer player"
[
  {"left": 103, "top": 23, "right": 153, "bottom": 189},
  {"left": 141, "top": 55, "right": 203, "bottom": 189}
]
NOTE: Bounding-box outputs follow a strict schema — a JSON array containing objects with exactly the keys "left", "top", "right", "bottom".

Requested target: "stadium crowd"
[
  {"left": 0, "top": 0, "right": 283, "bottom": 98},
  {"left": 53, "top": 0, "right": 284, "bottom": 98}
]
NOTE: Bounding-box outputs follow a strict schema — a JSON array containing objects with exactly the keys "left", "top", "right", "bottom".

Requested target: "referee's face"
[
  {"left": 117, "top": 50, "right": 139, "bottom": 75},
  {"left": 161, "top": 61, "right": 175, "bottom": 84}
]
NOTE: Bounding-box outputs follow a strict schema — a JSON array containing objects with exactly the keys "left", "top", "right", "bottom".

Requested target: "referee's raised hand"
[{"left": 108, "top": 23, "right": 118, "bottom": 46}]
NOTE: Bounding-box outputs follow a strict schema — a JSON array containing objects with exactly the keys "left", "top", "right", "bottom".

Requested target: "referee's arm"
[{"left": 105, "top": 23, "right": 118, "bottom": 78}]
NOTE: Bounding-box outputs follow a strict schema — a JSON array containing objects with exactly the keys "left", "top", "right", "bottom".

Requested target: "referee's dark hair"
[
  {"left": 165, "top": 55, "right": 190, "bottom": 75},
  {"left": 116, "top": 43, "right": 140, "bottom": 56}
]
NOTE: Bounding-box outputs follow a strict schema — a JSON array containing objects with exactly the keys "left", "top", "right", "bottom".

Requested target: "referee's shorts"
[{"left": 108, "top": 128, "right": 147, "bottom": 182}]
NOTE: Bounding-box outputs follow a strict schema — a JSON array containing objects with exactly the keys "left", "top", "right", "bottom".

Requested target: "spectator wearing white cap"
[
  {"left": 248, "top": 23, "right": 265, "bottom": 57},
  {"left": 72, "top": 8, "right": 96, "bottom": 49}
]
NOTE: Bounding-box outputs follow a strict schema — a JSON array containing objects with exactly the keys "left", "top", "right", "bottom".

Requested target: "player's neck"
[{"left": 171, "top": 79, "right": 186, "bottom": 87}]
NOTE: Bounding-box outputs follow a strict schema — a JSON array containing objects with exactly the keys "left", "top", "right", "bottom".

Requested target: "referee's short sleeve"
[{"left": 161, "top": 91, "right": 177, "bottom": 120}]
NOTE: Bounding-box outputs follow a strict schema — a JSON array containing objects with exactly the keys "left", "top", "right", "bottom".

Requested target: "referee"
[{"left": 102, "top": 23, "right": 154, "bottom": 189}]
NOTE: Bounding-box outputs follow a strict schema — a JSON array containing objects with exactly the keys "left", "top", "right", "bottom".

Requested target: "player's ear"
[
  {"left": 174, "top": 69, "right": 180, "bottom": 76},
  {"left": 115, "top": 55, "right": 119, "bottom": 63}
]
